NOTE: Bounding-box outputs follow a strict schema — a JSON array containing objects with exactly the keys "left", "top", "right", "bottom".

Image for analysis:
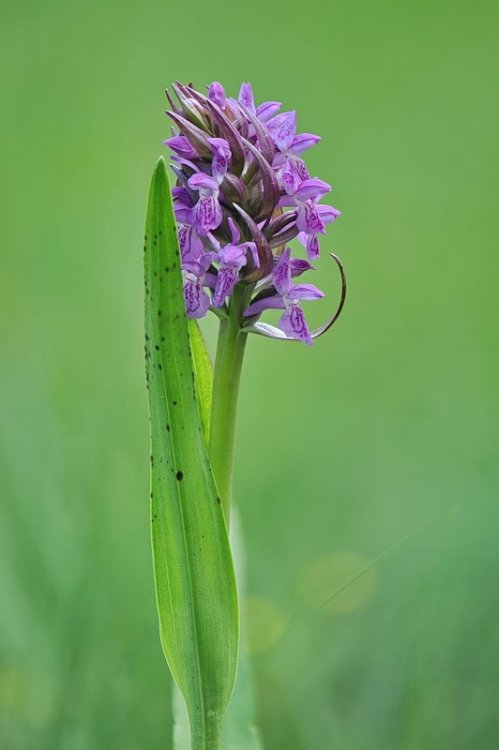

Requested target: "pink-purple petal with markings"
[
  {"left": 281, "top": 166, "right": 301, "bottom": 196},
  {"left": 306, "top": 235, "right": 320, "bottom": 260},
  {"left": 267, "top": 111, "right": 297, "bottom": 151},
  {"left": 213, "top": 266, "right": 239, "bottom": 307},
  {"left": 183, "top": 272, "right": 211, "bottom": 319},
  {"left": 279, "top": 305, "right": 313, "bottom": 345},
  {"left": 193, "top": 196, "right": 222, "bottom": 235},
  {"left": 178, "top": 225, "right": 204, "bottom": 261},
  {"left": 296, "top": 202, "right": 325, "bottom": 235}
]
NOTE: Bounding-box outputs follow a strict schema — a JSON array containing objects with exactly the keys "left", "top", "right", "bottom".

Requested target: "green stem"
[
  {"left": 208, "top": 290, "right": 249, "bottom": 527},
  {"left": 190, "top": 711, "right": 224, "bottom": 750}
]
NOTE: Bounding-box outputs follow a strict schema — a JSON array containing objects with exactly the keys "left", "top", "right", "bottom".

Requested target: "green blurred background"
[{"left": 1, "top": 0, "right": 498, "bottom": 747}]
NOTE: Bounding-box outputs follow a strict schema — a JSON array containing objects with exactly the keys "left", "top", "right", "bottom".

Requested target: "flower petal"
[
  {"left": 183, "top": 272, "right": 211, "bottom": 319},
  {"left": 244, "top": 294, "right": 286, "bottom": 317},
  {"left": 228, "top": 217, "right": 241, "bottom": 245},
  {"left": 306, "top": 234, "right": 320, "bottom": 260},
  {"left": 208, "top": 81, "right": 226, "bottom": 109},
  {"left": 296, "top": 201, "right": 325, "bottom": 235},
  {"left": 193, "top": 196, "right": 222, "bottom": 235},
  {"left": 267, "top": 111, "right": 297, "bottom": 151},
  {"left": 279, "top": 304, "right": 313, "bottom": 345},
  {"left": 272, "top": 247, "right": 292, "bottom": 295},
  {"left": 318, "top": 204, "right": 342, "bottom": 224},
  {"left": 256, "top": 101, "right": 282, "bottom": 122},
  {"left": 287, "top": 283, "right": 324, "bottom": 302},
  {"left": 281, "top": 165, "right": 301, "bottom": 196},
  {"left": 238, "top": 82, "right": 255, "bottom": 113},
  {"left": 188, "top": 172, "right": 219, "bottom": 194},
  {"left": 218, "top": 243, "right": 247, "bottom": 267},
  {"left": 208, "top": 137, "right": 231, "bottom": 183},
  {"left": 213, "top": 265, "right": 239, "bottom": 307},
  {"left": 240, "top": 241, "right": 259, "bottom": 268},
  {"left": 178, "top": 225, "right": 204, "bottom": 261},
  {"left": 290, "top": 258, "right": 314, "bottom": 277},
  {"left": 294, "top": 178, "right": 331, "bottom": 203},
  {"left": 289, "top": 133, "right": 321, "bottom": 154},
  {"left": 165, "top": 135, "right": 198, "bottom": 159}
]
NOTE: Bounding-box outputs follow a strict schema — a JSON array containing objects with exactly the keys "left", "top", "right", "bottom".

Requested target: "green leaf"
[
  {"left": 144, "top": 157, "right": 238, "bottom": 750},
  {"left": 188, "top": 319, "right": 213, "bottom": 446}
]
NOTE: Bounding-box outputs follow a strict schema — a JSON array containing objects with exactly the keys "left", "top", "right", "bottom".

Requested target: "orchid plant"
[{"left": 144, "top": 80, "right": 346, "bottom": 750}]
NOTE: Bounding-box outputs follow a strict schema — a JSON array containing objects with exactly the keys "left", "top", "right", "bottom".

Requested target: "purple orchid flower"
[
  {"left": 212, "top": 219, "right": 258, "bottom": 307},
  {"left": 297, "top": 201, "right": 341, "bottom": 260},
  {"left": 187, "top": 172, "right": 223, "bottom": 235},
  {"left": 164, "top": 80, "right": 345, "bottom": 344},
  {"left": 279, "top": 174, "right": 339, "bottom": 260},
  {"left": 267, "top": 110, "right": 322, "bottom": 185},
  {"left": 244, "top": 248, "right": 324, "bottom": 345},
  {"left": 181, "top": 244, "right": 217, "bottom": 319}
]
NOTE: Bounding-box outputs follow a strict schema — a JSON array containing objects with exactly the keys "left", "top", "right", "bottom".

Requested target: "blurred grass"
[{"left": 1, "top": 0, "right": 499, "bottom": 747}]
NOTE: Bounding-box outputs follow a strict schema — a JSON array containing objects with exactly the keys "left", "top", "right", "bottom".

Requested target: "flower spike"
[{"left": 164, "top": 80, "right": 343, "bottom": 344}]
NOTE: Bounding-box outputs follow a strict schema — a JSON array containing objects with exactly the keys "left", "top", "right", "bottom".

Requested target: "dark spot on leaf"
[
  {"left": 166, "top": 424, "right": 170, "bottom": 432},
  {"left": 155, "top": 345, "right": 160, "bottom": 351},
  {"left": 216, "top": 497, "right": 221, "bottom": 505},
  {"left": 176, "top": 471, "right": 183, "bottom": 481},
  {"left": 173, "top": 400, "right": 177, "bottom": 406}
]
